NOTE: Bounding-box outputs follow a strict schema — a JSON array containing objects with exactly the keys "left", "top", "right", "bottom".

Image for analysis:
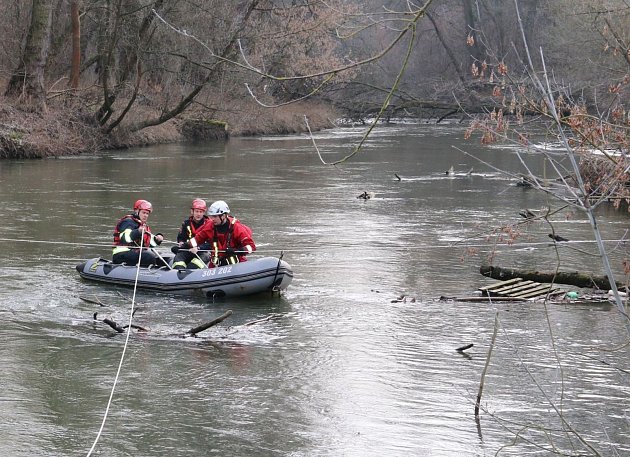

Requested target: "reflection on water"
[{"left": 0, "top": 123, "right": 629, "bottom": 456}]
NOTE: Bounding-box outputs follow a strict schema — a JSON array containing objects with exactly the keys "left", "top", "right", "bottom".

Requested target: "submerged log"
[{"left": 480, "top": 265, "right": 625, "bottom": 291}]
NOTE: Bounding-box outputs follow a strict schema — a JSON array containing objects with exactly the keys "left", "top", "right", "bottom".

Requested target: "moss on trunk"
[{"left": 180, "top": 119, "right": 229, "bottom": 141}]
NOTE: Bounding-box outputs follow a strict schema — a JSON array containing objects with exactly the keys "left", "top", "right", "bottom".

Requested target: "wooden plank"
[
  {"left": 499, "top": 282, "right": 547, "bottom": 295},
  {"left": 509, "top": 285, "right": 557, "bottom": 298},
  {"left": 491, "top": 281, "right": 536, "bottom": 294},
  {"left": 479, "top": 277, "right": 523, "bottom": 291},
  {"left": 518, "top": 289, "right": 565, "bottom": 298},
  {"left": 450, "top": 295, "right": 525, "bottom": 303},
  {"left": 477, "top": 277, "right": 569, "bottom": 301},
  {"left": 515, "top": 289, "right": 560, "bottom": 299},
  {"left": 507, "top": 284, "right": 553, "bottom": 297},
  {"left": 490, "top": 280, "right": 533, "bottom": 292}
]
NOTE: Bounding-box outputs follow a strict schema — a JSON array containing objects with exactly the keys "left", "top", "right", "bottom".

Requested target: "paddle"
[
  {"left": 170, "top": 246, "right": 251, "bottom": 255},
  {"left": 148, "top": 247, "right": 173, "bottom": 270}
]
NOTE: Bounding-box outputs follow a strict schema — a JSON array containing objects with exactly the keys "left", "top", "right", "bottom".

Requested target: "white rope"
[
  {"left": 0, "top": 237, "right": 292, "bottom": 254},
  {"left": 0, "top": 236, "right": 627, "bottom": 253},
  {"left": 86, "top": 228, "right": 145, "bottom": 456},
  {"left": 0, "top": 237, "right": 113, "bottom": 248}
]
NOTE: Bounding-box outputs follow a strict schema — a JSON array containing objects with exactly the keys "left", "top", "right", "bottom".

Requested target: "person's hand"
[
  {"left": 190, "top": 246, "right": 199, "bottom": 255},
  {"left": 224, "top": 248, "right": 236, "bottom": 258},
  {"left": 171, "top": 246, "right": 180, "bottom": 254}
]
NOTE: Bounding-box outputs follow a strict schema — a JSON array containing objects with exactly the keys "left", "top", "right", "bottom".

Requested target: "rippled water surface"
[{"left": 0, "top": 123, "right": 629, "bottom": 456}]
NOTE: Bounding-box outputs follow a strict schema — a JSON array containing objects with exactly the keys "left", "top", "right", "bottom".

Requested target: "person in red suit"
[
  {"left": 172, "top": 198, "right": 211, "bottom": 269},
  {"left": 182, "top": 200, "right": 255, "bottom": 267}
]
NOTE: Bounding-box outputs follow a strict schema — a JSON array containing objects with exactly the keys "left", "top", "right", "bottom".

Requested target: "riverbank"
[{"left": 0, "top": 96, "right": 339, "bottom": 159}]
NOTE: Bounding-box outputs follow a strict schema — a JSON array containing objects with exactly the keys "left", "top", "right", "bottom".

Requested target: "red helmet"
[
  {"left": 133, "top": 199, "right": 152, "bottom": 213},
  {"left": 191, "top": 198, "right": 207, "bottom": 211}
]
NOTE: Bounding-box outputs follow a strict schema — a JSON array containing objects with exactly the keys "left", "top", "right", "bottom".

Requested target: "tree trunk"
[
  {"left": 5, "top": 0, "right": 54, "bottom": 110},
  {"left": 95, "top": 0, "right": 123, "bottom": 125},
  {"left": 69, "top": 0, "right": 81, "bottom": 88},
  {"left": 426, "top": 12, "right": 468, "bottom": 86},
  {"left": 480, "top": 265, "right": 626, "bottom": 291},
  {"left": 522, "top": 0, "right": 540, "bottom": 49},
  {"left": 461, "top": 0, "right": 484, "bottom": 66}
]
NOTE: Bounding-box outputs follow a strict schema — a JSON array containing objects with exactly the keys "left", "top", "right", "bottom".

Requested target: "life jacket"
[
  {"left": 210, "top": 217, "right": 237, "bottom": 266},
  {"left": 186, "top": 216, "right": 207, "bottom": 240},
  {"left": 112, "top": 214, "right": 152, "bottom": 254}
]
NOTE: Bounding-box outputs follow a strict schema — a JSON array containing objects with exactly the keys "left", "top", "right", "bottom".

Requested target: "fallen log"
[{"left": 480, "top": 265, "right": 625, "bottom": 291}]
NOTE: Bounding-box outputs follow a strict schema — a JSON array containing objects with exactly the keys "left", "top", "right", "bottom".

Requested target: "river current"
[{"left": 0, "top": 122, "right": 628, "bottom": 456}]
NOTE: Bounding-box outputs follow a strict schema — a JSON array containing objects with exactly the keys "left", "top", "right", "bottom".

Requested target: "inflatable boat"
[{"left": 76, "top": 256, "right": 293, "bottom": 298}]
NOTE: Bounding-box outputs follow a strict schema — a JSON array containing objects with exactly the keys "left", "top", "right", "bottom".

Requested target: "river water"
[{"left": 0, "top": 122, "right": 628, "bottom": 456}]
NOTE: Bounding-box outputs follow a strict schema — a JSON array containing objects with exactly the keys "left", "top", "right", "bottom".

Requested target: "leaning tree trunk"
[{"left": 5, "top": 0, "right": 54, "bottom": 110}]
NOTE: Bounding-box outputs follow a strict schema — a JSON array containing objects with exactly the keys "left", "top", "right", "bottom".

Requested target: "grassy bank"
[{"left": 0, "top": 97, "right": 339, "bottom": 159}]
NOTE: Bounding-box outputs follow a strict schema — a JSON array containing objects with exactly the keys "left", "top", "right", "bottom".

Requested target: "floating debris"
[
  {"left": 357, "top": 191, "right": 375, "bottom": 200},
  {"left": 519, "top": 208, "right": 536, "bottom": 219},
  {"left": 391, "top": 294, "right": 417, "bottom": 303},
  {"left": 548, "top": 233, "right": 570, "bottom": 242}
]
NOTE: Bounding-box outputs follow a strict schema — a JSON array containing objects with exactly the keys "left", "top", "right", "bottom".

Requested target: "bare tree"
[
  {"left": 123, "top": 0, "right": 262, "bottom": 133},
  {"left": 68, "top": 0, "right": 80, "bottom": 88},
  {"left": 5, "top": 0, "right": 54, "bottom": 110}
]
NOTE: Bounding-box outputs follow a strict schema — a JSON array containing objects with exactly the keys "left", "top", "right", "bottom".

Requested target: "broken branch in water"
[
  {"left": 475, "top": 312, "right": 499, "bottom": 420},
  {"left": 185, "top": 310, "right": 233, "bottom": 337},
  {"left": 242, "top": 313, "right": 284, "bottom": 326},
  {"left": 102, "top": 318, "right": 124, "bottom": 333},
  {"left": 80, "top": 295, "right": 107, "bottom": 307},
  {"left": 94, "top": 312, "right": 148, "bottom": 333}
]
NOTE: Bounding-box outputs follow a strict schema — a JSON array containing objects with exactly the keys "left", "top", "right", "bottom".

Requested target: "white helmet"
[{"left": 207, "top": 200, "right": 230, "bottom": 216}]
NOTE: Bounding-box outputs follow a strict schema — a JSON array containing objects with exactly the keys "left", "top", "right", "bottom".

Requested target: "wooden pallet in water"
[{"left": 479, "top": 277, "right": 564, "bottom": 300}]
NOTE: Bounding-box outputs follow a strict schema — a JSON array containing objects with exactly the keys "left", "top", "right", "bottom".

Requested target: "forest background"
[{"left": 0, "top": 0, "right": 628, "bottom": 161}]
